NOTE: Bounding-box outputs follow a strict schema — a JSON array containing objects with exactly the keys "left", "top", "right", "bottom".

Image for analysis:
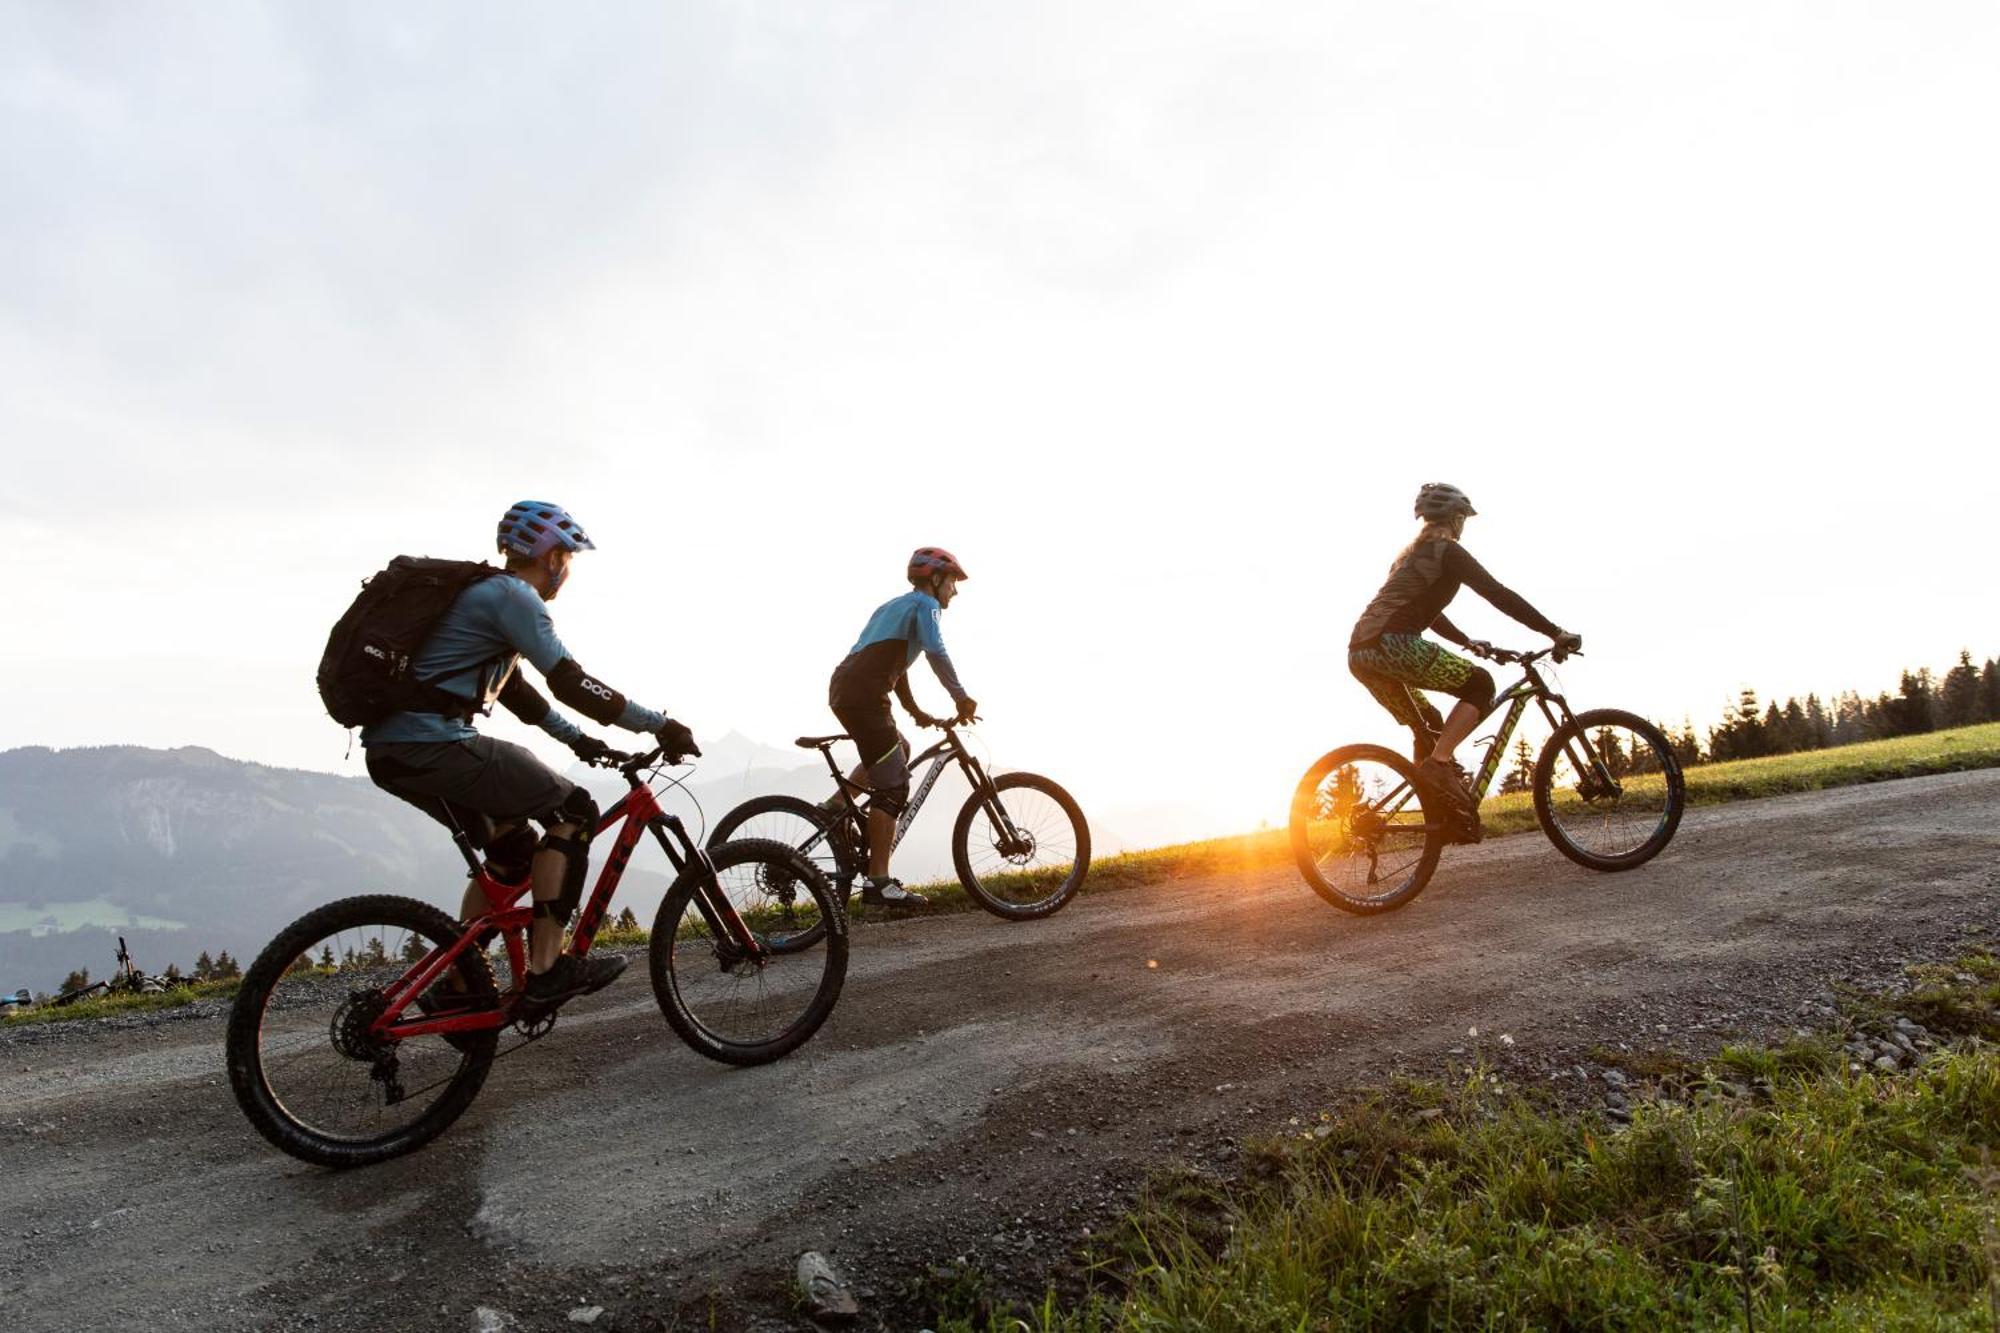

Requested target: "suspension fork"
[
  {"left": 650, "top": 815, "right": 767, "bottom": 959},
  {"left": 956, "top": 747, "right": 1028, "bottom": 847},
  {"left": 1536, "top": 694, "right": 1619, "bottom": 794}
]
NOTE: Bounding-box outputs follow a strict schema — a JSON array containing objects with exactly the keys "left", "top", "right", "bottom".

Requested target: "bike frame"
[
  {"left": 367, "top": 754, "right": 762, "bottom": 1045},
  {"left": 1456, "top": 652, "right": 1618, "bottom": 804},
  {"left": 814, "top": 725, "right": 1026, "bottom": 858}
]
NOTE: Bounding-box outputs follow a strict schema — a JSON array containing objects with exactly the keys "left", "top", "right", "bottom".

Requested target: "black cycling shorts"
[
  {"left": 365, "top": 735, "right": 581, "bottom": 850},
  {"left": 828, "top": 695, "right": 910, "bottom": 810}
]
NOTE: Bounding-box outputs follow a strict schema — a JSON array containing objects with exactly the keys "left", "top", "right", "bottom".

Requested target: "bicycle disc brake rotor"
[
  {"left": 329, "top": 989, "right": 392, "bottom": 1062},
  {"left": 995, "top": 827, "right": 1037, "bottom": 863}
]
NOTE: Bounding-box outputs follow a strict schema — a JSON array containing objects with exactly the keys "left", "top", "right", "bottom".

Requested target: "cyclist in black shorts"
[
  {"left": 1349, "top": 483, "right": 1582, "bottom": 834},
  {"left": 362, "top": 501, "right": 699, "bottom": 1015},
  {"left": 826, "top": 547, "right": 977, "bottom": 910}
]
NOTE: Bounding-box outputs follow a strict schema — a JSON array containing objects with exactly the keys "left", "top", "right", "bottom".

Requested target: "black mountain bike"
[
  {"left": 709, "top": 721, "right": 1089, "bottom": 949},
  {"left": 53, "top": 936, "right": 176, "bottom": 1006},
  {"left": 1290, "top": 645, "right": 1685, "bottom": 914}
]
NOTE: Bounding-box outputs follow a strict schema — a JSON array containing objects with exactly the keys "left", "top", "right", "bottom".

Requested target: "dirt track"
[{"left": 5, "top": 770, "right": 1998, "bottom": 1332}]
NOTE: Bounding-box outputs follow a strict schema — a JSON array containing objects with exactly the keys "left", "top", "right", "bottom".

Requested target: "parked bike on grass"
[
  {"left": 227, "top": 743, "right": 847, "bottom": 1167},
  {"left": 1290, "top": 644, "right": 1685, "bottom": 914},
  {"left": 709, "top": 721, "right": 1090, "bottom": 948},
  {"left": 53, "top": 936, "right": 176, "bottom": 1007}
]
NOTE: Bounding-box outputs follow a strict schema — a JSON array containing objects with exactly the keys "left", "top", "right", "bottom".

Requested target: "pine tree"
[
  {"left": 1894, "top": 669, "right": 1936, "bottom": 735},
  {"left": 163, "top": 962, "right": 183, "bottom": 983},
  {"left": 318, "top": 944, "right": 336, "bottom": 970},
  {"left": 1499, "top": 736, "right": 1535, "bottom": 794},
  {"left": 1983, "top": 659, "right": 2000, "bottom": 723},
  {"left": 615, "top": 906, "right": 640, "bottom": 933},
  {"left": 194, "top": 951, "right": 215, "bottom": 982},
  {"left": 213, "top": 950, "right": 241, "bottom": 979},
  {"left": 60, "top": 967, "right": 90, "bottom": 993},
  {"left": 1939, "top": 651, "right": 1981, "bottom": 727},
  {"left": 400, "top": 933, "right": 426, "bottom": 963},
  {"left": 1803, "top": 694, "right": 1833, "bottom": 749}
]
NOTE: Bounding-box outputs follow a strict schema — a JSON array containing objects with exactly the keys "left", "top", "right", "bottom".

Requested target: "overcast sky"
[{"left": 6, "top": 2, "right": 1994, "bottom": 842}]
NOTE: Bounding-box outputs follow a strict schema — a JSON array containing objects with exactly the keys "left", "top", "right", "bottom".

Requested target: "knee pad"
[
  {"left": 863, "top": 741, "right": 910, "bottom": 816},
  {"left": 532, "top": 788, "right": 600, "bottom": 927},
  {"left": 1461, "top": 667, "right": 1497, "bottom": 712},
  {"left": 534, "top": 827, "right": 594, "bottom": 927},
  {"left": 481, "top": 823, "right": 539, "bottom": 885},
  {"left": 867, "top": 779, "right": 911, "bottom": 818},
  {"left": 551, "top": 785, "right": 601, "bottom": 835}
]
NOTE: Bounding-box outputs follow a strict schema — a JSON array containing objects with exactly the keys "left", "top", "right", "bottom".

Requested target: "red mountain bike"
[{"left": 227, "top": 744, "right": 846, "bottom": 1168}]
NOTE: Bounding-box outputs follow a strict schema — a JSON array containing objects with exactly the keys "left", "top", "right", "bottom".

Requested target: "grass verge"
[
  {"left": 936, "top": 956, "right": 2000, "bottom": 1331},
  {"left": 3, "top": 977, "right": 239, "bottom": 1026}
]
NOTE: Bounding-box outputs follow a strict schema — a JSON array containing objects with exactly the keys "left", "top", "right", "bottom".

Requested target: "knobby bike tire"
[
  {"left": 1533, "top": 708, "right": 1685, "bottom": 872},
  {"left": 1289, "top": 743, "right": 1446, "bottom": 914},
  {"left": 707, "top": 793, "right": 855, "bottom": 953},
  {"left": 950, "top": 772, "right": 1092, "bottom": 920},
  {"left": 226, "top": 894, "right": 498, "bottom": 1169},
  {"left": 648, "top": 838, "right": 848, "bottom": 1066}
]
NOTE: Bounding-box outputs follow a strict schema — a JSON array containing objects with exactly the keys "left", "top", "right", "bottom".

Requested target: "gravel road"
[{"left": 5, "top": 769, "right": 1997, "bottom": 1332}]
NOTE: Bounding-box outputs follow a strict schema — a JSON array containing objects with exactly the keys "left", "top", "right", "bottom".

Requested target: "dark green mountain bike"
[{"left": 1290, "top": 644, "right": 1685, "bottom": 914}]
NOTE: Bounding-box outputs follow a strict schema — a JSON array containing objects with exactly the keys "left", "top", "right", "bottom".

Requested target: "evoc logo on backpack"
[{"left": 317, "top": 557, "right": 502, "bottom": 729}]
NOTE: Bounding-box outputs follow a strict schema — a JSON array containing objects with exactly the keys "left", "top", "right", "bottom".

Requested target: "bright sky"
[{"left": 6, "top": 3, "right": 1994, "bottom": 845}]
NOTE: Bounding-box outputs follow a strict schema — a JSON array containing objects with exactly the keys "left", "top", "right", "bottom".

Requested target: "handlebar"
[{"left": 1471, "top": 643, "right": 1581, "bottom": 667}]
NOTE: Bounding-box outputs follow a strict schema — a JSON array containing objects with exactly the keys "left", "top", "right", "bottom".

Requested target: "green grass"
[
  {"left": 936, "top": 958, "right": 2000, "bottom": 1331},
  {"left": 4, "top": 976, "right": 239, "bottom": 1026}
]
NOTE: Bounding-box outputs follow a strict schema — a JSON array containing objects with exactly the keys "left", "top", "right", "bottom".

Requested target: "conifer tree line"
[
  {"left": 1688, "top": 649, "right": 1998, "bottom": 764},
  {"left": 1491, "top": 649, "right": 1997, "bottom": 794}
]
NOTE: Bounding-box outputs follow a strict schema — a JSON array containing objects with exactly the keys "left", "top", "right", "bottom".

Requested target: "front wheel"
[
  {"left": 226, "top": 894, "right": 499, "bottom": 1168},
  {"left": 707, "top": 794, "right": 857, "bottom": 953},
  {"left": 1534, "top": 709, "right": 1685, "bottom": 872},
  {"left": 951, "top": 773, "right": 1091, "bottom": 920},
  {"left": 1290, "top": 744, "right": 1445, "bottom": 914},
  {"left": 649, "top": 838, "right": 848, "bottom": 1066}
]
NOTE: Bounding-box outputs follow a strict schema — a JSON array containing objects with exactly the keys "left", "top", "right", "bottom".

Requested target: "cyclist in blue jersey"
[
  {"left": 827, "top": 547, "right": 978, "bottom": 909},
  {"left": 363, "top": 501, "right": 700, "bottom": 1016}
]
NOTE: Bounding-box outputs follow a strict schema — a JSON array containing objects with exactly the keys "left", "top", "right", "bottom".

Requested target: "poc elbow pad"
[{"left": 546, "top": 657, "right": 627, "bottom": 726}]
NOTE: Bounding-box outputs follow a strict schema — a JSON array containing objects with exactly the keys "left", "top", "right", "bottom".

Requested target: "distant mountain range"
[
  {"left": 0, "top": 735, "right": 1192, "bottom": 994},
  {"left": 0, "top": 737, "right": 988, "bottom": 994}
]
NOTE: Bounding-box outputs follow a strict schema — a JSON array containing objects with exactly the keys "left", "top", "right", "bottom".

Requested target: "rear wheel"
[
  {"left": 951, "top": 773, "right": 1091, "bottom": 920},
  {"left": 1534, "top": 709, "right": 1685, "bottom": 871},
  {"left": 649, "top": 839, "right": 847, "bottom": 1066},
  {"left": 1290, "top": 744, "right": 1444, "bottom": 913},
  {"left": 707, "top": 794, "right": 858, "bottom": 952},
  {"left": 226, "top": 894, "right": 499, "bottom": 1168}
]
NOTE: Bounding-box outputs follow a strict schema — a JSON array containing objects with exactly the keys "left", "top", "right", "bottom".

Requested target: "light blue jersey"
[
  {"left": 362, "top": 574, "right": 660, "bottom": 746},
  {"left": 836, "top": 589, "right": 967, "bottom": 702}
]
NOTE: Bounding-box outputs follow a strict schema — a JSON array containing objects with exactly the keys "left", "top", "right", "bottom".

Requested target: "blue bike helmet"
[{"left": 497, "top": 501, "right": 596, "bottom": 559}]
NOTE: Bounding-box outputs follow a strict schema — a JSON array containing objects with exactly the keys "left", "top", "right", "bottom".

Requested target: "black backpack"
[{"left": 316, "top": 556, "right": 504, "bottom": 728}]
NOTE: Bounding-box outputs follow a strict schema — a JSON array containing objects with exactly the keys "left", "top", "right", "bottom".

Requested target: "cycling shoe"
[
  {"left": 519, "top": 951, "right": 628, "bottom": 1017},
  {"left": 860, "top": 878, "right": 930, "bottom": 911}
]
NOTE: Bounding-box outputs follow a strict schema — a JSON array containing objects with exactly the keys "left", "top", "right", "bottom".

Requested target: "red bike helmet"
[{"left": 908, "top": 546, "right": 969, "bottom": 584}]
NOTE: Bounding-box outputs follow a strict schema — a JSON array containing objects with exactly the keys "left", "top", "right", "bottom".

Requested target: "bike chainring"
[{"left": 512, "top": 1010, "right": 558, "bottom": 1040}]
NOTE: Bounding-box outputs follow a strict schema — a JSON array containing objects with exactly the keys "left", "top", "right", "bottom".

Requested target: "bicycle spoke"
[{"left": 1540, "top": 720, "right": 1675, "bottom": 862}]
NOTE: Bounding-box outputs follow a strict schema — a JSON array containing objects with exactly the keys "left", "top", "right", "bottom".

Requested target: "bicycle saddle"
[{"left": 794, "top": 734, "right": 850, "bottom": 749}]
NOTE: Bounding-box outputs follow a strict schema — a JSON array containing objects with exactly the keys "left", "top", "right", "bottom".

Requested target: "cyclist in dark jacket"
[
  {"left": 362, "top": 501, "right": 699, "bottom": 1015},
  {"left": 827, "top": 547, "right": 977, "bottom": 909},
  {"left": 1349, "top": 483, "right": 1581, "bottom": 832}
]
